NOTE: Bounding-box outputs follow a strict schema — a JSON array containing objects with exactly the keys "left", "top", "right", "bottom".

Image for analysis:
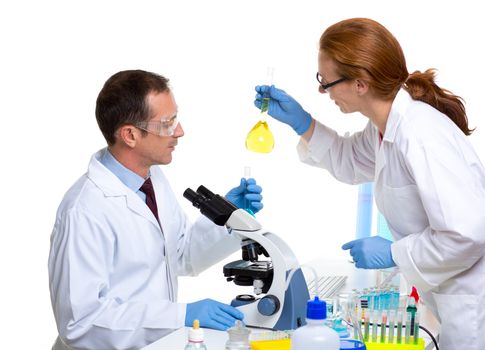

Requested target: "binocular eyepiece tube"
[{"left": 183, "top": 185, "right": 238, "bottom": 226}]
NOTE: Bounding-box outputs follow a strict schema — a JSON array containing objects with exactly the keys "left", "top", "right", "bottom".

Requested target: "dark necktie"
[{"left": 140, "top": 177, "right": 160, "bottom": 223}]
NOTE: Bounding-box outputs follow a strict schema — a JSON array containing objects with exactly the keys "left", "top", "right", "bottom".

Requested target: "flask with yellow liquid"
[{"left": 245, "top": 68, "right": 275, "bottom": 153}]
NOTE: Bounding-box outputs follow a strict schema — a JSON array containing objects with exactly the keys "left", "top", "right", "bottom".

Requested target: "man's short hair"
[{"left": 95, "top": 70, "right": 170, "bottom": 145}]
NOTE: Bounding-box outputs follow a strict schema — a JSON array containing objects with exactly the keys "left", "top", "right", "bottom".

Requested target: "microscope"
[{"left": 184, "top": 185, "right": 309, "bottom": 330}]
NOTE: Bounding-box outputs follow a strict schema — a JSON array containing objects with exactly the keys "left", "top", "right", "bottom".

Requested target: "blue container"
[
  {"left": 356, "top": 183, "right": 374, "bottom": 239},
  {"left": 340, "top": 339, "right": 366, "bottom": 350},
  {"left": 377, "top": 213, "right": 393, "bottom": 241}
]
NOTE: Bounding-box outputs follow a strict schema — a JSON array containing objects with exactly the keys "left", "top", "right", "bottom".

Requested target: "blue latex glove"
[
  {"left": 225, "top": 178, "right": 263, "bottom": 214},
  {"left": 341, "top": 236, "right": 396, "bottom": 269},
  {"left": 254, "top": 85, "right": 313, "bottom": 135},
  {"left": 185, "top": 298, "right": 244, "bottom": 330}
]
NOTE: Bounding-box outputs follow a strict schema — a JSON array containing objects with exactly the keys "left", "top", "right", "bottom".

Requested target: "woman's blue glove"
[
  {"left": 185, "top": 298, "right": 244, "bottom": 330},
  {"left": 225, "top": 178, "right": 263, "bottom": 214},
  {"left": 341, "top": 236, "right": 396, "bottom": 269},
  {"left": 254, "top": 85, "right": 312, "bottom": 135}
]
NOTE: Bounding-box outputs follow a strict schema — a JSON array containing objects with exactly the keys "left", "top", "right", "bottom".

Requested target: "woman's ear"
[{"left": 355, "top": 79, "right": 370, "bottom": 96}]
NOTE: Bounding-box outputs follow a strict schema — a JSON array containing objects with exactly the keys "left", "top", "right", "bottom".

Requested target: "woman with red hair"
[{"left": 255, "top": 18, "right": 485, "bottom": 349}]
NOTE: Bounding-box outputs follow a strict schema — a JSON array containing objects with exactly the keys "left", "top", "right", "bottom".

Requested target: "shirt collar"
[
  {"left": 99, "top": 148, "right": 146, "bottom": 193},
  {"left": 382, "top": 88, "right": 413, "bottom": 143}
]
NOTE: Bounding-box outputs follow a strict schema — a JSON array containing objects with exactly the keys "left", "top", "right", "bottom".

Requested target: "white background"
[{"left": 1, "top": 1, "right": 484, "bottom": 348}]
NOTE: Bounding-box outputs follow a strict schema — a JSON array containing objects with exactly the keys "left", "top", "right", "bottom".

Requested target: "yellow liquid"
[{"left": 245, "top": 120, "right": 275, "bottom": 153}]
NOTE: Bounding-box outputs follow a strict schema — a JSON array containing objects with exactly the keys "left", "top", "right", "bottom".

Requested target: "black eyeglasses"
[{"left": 316, "top": 72, "right": 348, "bottom": 90}]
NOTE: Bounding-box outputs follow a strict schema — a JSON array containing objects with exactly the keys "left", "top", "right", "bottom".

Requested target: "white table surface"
[{"left": 141, "top": 258, "right": 440, "bottom": 349}]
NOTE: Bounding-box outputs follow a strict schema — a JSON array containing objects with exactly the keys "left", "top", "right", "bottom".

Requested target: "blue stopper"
[{"left": 307, "top": 296, "right": 327, "bottom": 320}]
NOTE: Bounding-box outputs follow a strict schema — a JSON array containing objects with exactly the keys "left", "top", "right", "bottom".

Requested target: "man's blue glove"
[
  {"left": 254, "top": 85, "right": 313, "bottom": 135},
  {"left": 225, "top": 178, "right": 263, "bottom": 214},
  {"left": 341, "top": 236, "right": 396, "bottom": 269},
  {"left": 185, "top": 298, "right": 244, "bottom": 330}
]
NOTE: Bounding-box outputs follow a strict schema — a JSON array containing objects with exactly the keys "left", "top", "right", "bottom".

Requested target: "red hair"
[{"left": 320, "top": 18, "right": 473, "bottom": 135}]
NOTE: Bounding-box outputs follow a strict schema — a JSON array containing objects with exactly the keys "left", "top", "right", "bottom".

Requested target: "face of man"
[{"left": 134, "top": 91, "right": 184, "bottom": 168}]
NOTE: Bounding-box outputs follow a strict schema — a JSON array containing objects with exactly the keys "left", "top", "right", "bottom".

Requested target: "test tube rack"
[{"left": 365, "top": 337, "right": 425, "bottom": 350}]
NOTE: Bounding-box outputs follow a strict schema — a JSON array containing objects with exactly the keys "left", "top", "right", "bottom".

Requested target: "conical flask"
[{"left": 245, "top": 67, "right": 275, "bottom": 153}]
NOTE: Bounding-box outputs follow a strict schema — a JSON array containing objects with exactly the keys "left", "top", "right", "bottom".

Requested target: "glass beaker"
[{"left": 225, "top": 320, "right": 251, "bottom": 350}]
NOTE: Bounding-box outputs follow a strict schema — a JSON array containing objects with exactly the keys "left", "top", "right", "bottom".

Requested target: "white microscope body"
[{"left": 184, "top": 185, "right": 309, "bottom": 330}]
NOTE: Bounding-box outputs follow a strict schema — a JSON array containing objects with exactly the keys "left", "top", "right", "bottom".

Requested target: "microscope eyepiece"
[
  {"left": 183, "top": 185, "right": 238, "bottom": 226},
  {"left": 196, "top": 185, "right": 216, "bottom": 199},
  {"left": 183, "top": 188, "right": 202, "bottom": 208}
]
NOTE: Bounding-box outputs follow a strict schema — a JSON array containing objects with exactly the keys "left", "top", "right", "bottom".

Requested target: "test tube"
[
  {"left": 363, "top": 312, "right": 370, "bottom": 342},
  {"left": 261, "top": 67, "right": 274, "bottom": 111},
  {"left": 391, "top": 286, "right": 400, "bottom": 310},
  {"left": 381, "top": 288, "right": 387, "bottom": 310},
  {"left": 385, "top": 287, "right": 392, "bottom": 310},
  {"left": 353, "top": 313, "right": 359, "bottom": 340},
  {"left": 413, "top": 312, "right": 420, "bottom": 344},
  {"left": 348, "top": 305, "right": 364, "bottom": 344},
  {"left": 379, "top": 288, "right": 385, "bottom": 310},
  {"left": 380, "top": 311, "right": 387, "bottom": 343},
  {"left": 369, "top": 288, "right": 375, "bottom": 311},
  {"left": 356, "top": 296, "right": 363, "bottom": 340},
  {"left": 396, "top": 311, "right": 403, "bottom": 344},
  {"left": 405, "top": 312, "right": 412, "bottom": 343},
  {"left": 371, "top": 310, "right": 378, "bottom": 342},
  {"left": 243, "top": 166, "right": 254, "bottom": 215},
  {"left": 388, "top": 310, "right": 396, "bottom": 343},
  {"left": 374, "top": 288, "right": 381, "bottom": 310},
  {"left": 407, "top": 297, "right": 417, "bottom": 336},
  {"left": 333, "top": 296, "right": 339, "bottom": 318},
  {"left": 361, "top": 288, "right": 369, "bottom": 312}
]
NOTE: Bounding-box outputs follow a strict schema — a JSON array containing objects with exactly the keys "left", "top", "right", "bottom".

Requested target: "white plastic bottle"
[
  {"left": 291, "top": 296, "right": 340, "bottom": 350},
  {"left": 185, "top": 319, "right": 207, "bottom": 350}
]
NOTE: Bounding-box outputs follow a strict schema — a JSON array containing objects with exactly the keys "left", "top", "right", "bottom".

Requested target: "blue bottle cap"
[{"left": 307, "top": 296, "right": 326, "bottom": 320}]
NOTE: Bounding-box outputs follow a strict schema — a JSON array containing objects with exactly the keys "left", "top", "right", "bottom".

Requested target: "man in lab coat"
[{"left": 49, "top": 70, "right": 263, "bottom": 350}]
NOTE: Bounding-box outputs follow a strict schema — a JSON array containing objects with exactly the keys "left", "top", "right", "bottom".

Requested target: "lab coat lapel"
[
  {"left": 125, "top": 192, "right": 161, "bottom": 229},
  {"left": 149, "top": 167, "right": 171, "bottom": 245},
  {"left": 375, "top": 89, "right": 410, "bottom": 180},
  {"left": 375, "top": 137, "right": 387, "bottom": 180},
  {"left": 87, "top": 150, "right": 162, "bottom": 229}
]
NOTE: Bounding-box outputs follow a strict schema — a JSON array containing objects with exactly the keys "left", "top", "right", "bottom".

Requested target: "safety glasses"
[
  {"left": 316, "top": 72, "right": 348, "bottom": 90},
  {"left": 134, "top": 115, "right": 179, "bottom": 137}
]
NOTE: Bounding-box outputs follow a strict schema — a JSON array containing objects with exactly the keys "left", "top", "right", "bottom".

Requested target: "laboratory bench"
[
  {"left": 141, "top": 258, "right": 440, "bottom": 350},
  {"left": 142, "top": 317, "right": 439, "bottom": 350}
]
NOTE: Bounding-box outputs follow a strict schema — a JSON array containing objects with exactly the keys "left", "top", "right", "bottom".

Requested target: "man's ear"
[
  {"left": 355, "top": 79, "right": 369, "bottom": 96},
  {"left": 117, "top": 125, "right": 138, "bottom": 148}
]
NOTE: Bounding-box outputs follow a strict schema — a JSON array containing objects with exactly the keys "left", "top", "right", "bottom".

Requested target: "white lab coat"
[
  {"left": 48, "top": 149, "right": 240, "bottom": 350},
  {"left": 298, "top": 89, "right": 485, "bottom": 350}
]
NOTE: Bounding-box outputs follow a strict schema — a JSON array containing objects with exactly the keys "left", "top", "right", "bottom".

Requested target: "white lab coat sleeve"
[
  {"left": 176, "top": 213, "right": 240, "bottom": 277},
  {"left": 391, "top": 132, "right": 485, "bottom": 292},
  {"left": 49, "top": 208, "right": 185, "bottom": 350},
  {"left": 297, "top": 120, "right": 377, "bottom": 184}
]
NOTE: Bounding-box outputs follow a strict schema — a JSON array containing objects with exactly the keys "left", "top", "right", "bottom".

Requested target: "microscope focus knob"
[{"left": 257, "top": 295, "right": 280, "bottom": 316}]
